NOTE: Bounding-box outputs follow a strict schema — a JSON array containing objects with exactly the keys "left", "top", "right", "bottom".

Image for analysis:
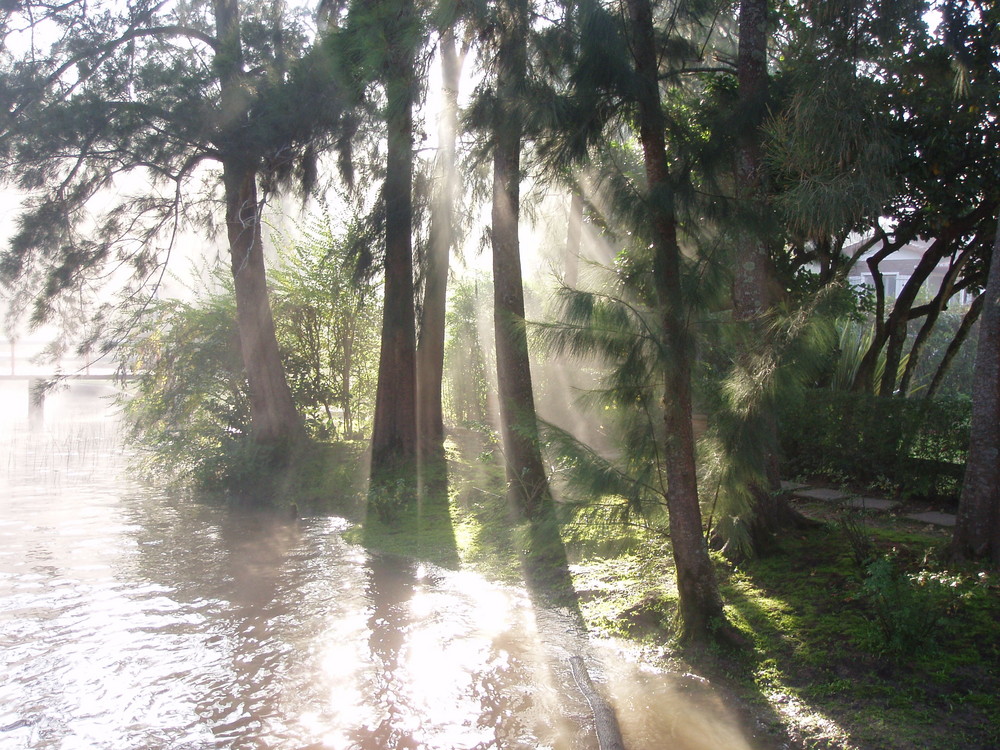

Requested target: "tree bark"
[
  {"left": 732, "top": 0, "right": 774, "bottom": 323},
  {"left": 416, "top": 27, "right": 462, "bottom": 486},
  {"left": 370, "top": 5, "right": 419, "bottom": 490},
  {"left": 625, "top": 0, "right": 738, "bottom": 645},
  {"left": 953, "top": 219, "right": 1000, "bottom": 564},
  {"left": 492, "top": 0, "right": 551, "bottom": 519},
  {"left": 215, "top": 0, "right": 303, "bottom": 445}
]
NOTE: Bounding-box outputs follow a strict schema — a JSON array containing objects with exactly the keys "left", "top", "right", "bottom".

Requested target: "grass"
[{"left": 709, "top": 519, "right": 1000, "bottom": 750}]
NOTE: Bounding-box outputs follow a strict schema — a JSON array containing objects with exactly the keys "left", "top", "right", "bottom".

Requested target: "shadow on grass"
[
  {"left": 346, "top": 426, "right": 626, "bottom": 748},
  {"left": 710, "top": 521, "right": 1000, "bottom": 750}
]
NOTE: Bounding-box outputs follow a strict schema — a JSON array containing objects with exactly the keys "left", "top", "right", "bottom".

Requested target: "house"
[{"left": 843, "top": 237, "right": 973, "bottom": 305}]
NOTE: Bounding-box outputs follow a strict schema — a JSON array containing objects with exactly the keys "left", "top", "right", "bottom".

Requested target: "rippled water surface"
[{"left": 0, "top": 384, "right": 761, "bottom": 749}]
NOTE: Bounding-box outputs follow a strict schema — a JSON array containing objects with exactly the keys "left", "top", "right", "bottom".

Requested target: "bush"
[
  {"left": 859, "top": 555, "right": 954, "bottom": 661},
  {"left": 778, "top": 390, "right": 970, "bottom": 499}
]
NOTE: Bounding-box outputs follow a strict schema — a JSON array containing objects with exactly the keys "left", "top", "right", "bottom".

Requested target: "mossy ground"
[
  {"left": 715, "top": 514, "right": 1000, "bottom": 750},
  {"left": 288, "top": 431, "right": 1000, "bottom": 750}
]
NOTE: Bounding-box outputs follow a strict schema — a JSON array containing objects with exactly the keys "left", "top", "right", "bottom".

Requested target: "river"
[{"left": 0, "top": 382, "right": 762, "bottom": 749}]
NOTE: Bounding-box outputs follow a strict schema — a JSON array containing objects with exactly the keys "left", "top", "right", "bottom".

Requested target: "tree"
[
  {"left": 954, "top": 218, "right": 1000, "bottom": 564},
  {"left": 0, "top": 0, "right": 350, "bottom": 444},
  {"left": 528, "top": 0, "right": 739, "bottom": 641},
  {"left": 214, "top": 0, "right": 305, "bottom": 444},
  {"left": 271, "top": 214, "right": 380, "bottom": 439},
  {"left": 622, "top": 0, "right": 738, "bottom": 644},
  {"left": 416, "top": 22, "right": 467, "bottom": 484},
  {"left": 116, "top": 282, "right": 255, "bottom": 488},
  {"left": 719, "top": 0, "right": 812, "bottom": 554},
  {"left": 334, "top": 0, "right": 423, "bottom": 493},
  {"left": 489, "top": 0, "right": 553, "bottom": 520},
  {"left": 762, "top": 0, "right": 997, "bottom": 399}
]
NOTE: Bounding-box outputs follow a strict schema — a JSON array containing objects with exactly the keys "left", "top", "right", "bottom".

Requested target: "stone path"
[
  {"left": 782, "top": 481, "right": 957, "bottom": 527},
  {"left": 903, "top": 511, "right": 957, "bottom": 528}
]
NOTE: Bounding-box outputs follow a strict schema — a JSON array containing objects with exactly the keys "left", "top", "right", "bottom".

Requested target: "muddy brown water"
[{"left": 0, "top": 384, "right": 762, "bottom": 749}]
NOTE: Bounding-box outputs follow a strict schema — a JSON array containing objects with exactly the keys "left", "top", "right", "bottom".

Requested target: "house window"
[
  {"left": 859, "top": 273, "right": 898, "bottom": 298},
  {"left": 883, "top": 273, "right": 898, "bottom": 298}
]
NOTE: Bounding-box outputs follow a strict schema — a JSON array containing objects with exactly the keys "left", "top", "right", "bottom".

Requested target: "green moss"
[{"left": 711, "top": 520, "right": 1000, "bottom": 750}]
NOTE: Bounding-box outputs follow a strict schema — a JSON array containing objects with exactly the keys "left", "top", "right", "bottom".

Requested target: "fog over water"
[{"left": 0, "top": 385, "right": 760, "bottom": 749}]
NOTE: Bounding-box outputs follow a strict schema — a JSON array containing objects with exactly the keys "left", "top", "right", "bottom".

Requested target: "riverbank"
[{"left": 331, "top": 430, "right": 999, "bottom": 750}]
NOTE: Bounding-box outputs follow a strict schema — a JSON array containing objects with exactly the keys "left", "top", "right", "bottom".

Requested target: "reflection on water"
[{"left": 0, "top": 398, "right": 762, "bottom": 749}]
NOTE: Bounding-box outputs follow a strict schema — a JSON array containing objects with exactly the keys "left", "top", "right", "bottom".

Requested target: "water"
[{"left": 0, "top": 385, "right": 761, "bottom": 749}]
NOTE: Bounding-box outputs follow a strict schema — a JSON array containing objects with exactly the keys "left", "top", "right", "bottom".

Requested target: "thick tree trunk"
[
  {"left": 416, "top": 27, "right": 462, "bottom": 485},
  {"left": 370, "top": 18, "right": 419, "bottom": 491},
  {"left": 625, "top": 0, "right": 738, "bottom": 645},
  {"left": 732, "top": 0, "right": 773, "bottom": 324},
  {"left": 222, "top": 163, "right": 304, "bottom": 444},
  {"left": 215, "top": 0, "right": 303, "bottom": 445},
  {"left": 953, "top": 220, "right": 1000, "bottom": 564}
]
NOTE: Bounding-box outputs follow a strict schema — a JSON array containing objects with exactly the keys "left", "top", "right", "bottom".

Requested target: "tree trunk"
[
  {"left": 564, "top": 190, "right": 584, "bottom": 288},
  {"left": 416, "top": 27, "right": 462, "bottom": 486},
  {"left": 342, "top": 315, "right": 354, "bottom": 436},
  {"left": 926, "top": 292, "right": 982, "bottom": 399},
  {"left": 730, "top": 0, "right": 808, "bottom": 551},
  {"left": 732, "top": 0, "right": 774, "bottom": 324},
  {"left": 215, "top": 0, "right": 303, "bottom": 445},
  {"left": 953, "top": 219, "right": 1000, "bottom": 564},
  {"left": 492, "top": 0, "right": 551, "bottom": 519},
  {"left": 625, "top": 0, "right": 739, "bottom": 645},
  {"left": 854, "top": 206, "right": 992, "bottom": 393},
  {"left": 897, "top": 245, "right": 972, "bottom": 396},
  {"left": 370, "top": 13, "right": 419, "bottom": 491}
]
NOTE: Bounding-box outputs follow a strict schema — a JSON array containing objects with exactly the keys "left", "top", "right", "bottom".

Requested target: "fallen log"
[{"left": 569, "top": 654, "right": 626, "bottom": 750}]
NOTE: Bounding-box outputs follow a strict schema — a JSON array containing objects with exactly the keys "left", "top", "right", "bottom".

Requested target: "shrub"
[{"left": 858, "top": 555, "right": 955, "bottom": 661}]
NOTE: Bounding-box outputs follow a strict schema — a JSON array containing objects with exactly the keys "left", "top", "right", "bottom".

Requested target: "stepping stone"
[
  {"left": 793, "top": 488, "right": 850, "bottom": 502},
  {"left": 905, "top": 511, "right": 957, "bottom": 527},
  {"left": 780, "top": 480, "right": 809, "bottom": 491},
  {"left": 843, "top": 496, "right": 899, "bottom": 511}
]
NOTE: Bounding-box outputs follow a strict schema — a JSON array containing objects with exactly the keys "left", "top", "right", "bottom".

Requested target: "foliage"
[
  {"left": 839, "top": 512, "right": 876, "bottom": 570},
  {"left": 443, "top": 277, "right": 492, "bottom": 427},
  {"left": 859, "top": 554, "right": 955, "bottom": 661},
  {"left": 904, "top": 308, "right": 979, "bottom": 397},
  {"left": 778, "top": 389, "right": 971, "bottom": 499},
  {"left": 0, "top": 0, "right": 351, "bottom": 325},
  {"left": 826, "top": 317, "right": 909, "bottom": 393},
  {"left": 271, "top": 213, "right": 380, "bottom": 439},
  {"left": 116, "top": 281, "right": 255, "bottom": 489},
  {"left": 696, "top": 296, "right": 839, "bottom": 556},
  {"left": 720, "top": 521, "right": 1000, "bottom": 750},
  {"left": 367, "top": 476, "right": 415, "bottom": 524},
  {"left": 118, "top": 211, "right": 381, "bottom": 493},
  {"left": 537, "top": 263, "right": 673, "bottom": 536}
]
